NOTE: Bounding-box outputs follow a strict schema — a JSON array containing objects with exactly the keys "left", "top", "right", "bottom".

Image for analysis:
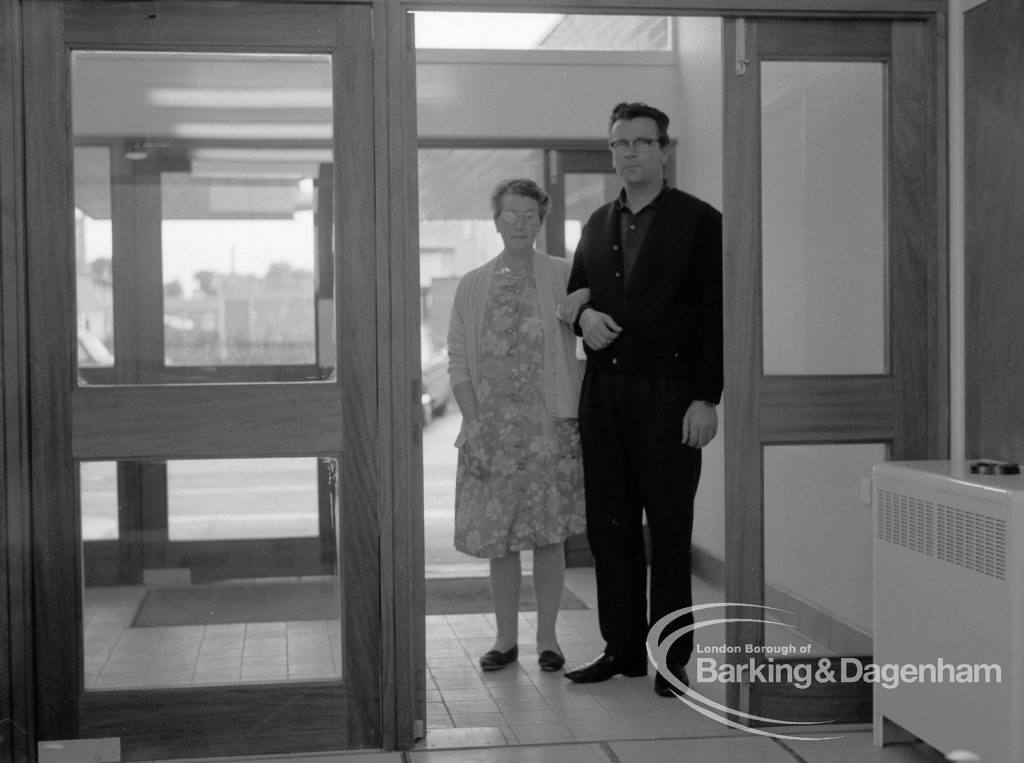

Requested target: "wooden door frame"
[
  {"left": 399, "top": 1, "right": 944, "bottom": 725},
  {"left": 3, "top": 1, "right": 946, "bottom": 760},
  {"left": 722, "top": 16, "right": 946, "bottom": 716},
  {"left": 20, "top": 1, "right": 381, "bottom": 758},
  {"left": 1, "top": 0, "right": 32, "bottom": 761}
]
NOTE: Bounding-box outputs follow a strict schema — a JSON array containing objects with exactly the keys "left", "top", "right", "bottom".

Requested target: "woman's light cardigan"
[{"left": 447, "top": 252, "right": 583, "bottom": 446}]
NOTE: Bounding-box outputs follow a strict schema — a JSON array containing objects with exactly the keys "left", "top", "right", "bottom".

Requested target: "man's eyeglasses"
[
  {"left": 608, "top": 137, "right": 660, "bottom": 154},
  {"left": 499, "top": 209, "right": 539, "bottom": 226}
]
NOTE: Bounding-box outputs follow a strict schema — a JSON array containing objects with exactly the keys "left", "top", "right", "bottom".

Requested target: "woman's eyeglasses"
[{"left": 499, "top": 209, "right": 539, "bottom": 226}]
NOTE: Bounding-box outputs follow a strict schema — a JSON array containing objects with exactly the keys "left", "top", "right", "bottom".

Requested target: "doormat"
[
  {"left": 132, "top": 580, "right": 339, "bottom": 627},
  {"left": 425, "top": 576, "right": 588, "bottom": 616},
  {"left": 131, "top": 577, "right": 587, "bottom": 627}
]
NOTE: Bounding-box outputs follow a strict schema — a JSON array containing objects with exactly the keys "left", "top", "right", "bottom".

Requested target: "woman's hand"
[
  {"left": 557, "top": 287, "right": 591, "bottom": 325},
  {"left": 462, "top": 418, "right": 489, "bottom": 479}
]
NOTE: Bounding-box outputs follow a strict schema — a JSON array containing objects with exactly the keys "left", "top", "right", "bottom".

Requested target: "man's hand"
[
  {"left": 682, "top": 400, "right": 718, "bottom": 449},
  {"left": 579, "top": 308, "right": 622, "bottom": 350}
]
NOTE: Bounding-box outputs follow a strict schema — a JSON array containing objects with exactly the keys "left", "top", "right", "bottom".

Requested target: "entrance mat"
[
  {"left": 132, "top": 577, "right": 587, "bottom": 627},
  {"left": 132, "top": 580, "right": 339, "bottom": 627},
  {"left": 425, "top": 576, "right": 588, "bottom": 616}
]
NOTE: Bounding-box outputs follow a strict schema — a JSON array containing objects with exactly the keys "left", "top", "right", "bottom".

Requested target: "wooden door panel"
[
  {"left": 24, "top": 2, "right": 382, "bottom": 757},
  {"left": 72, "top": 385, "right": 343, "bottom": 459},
  {"left": 722, "top": 16, "right": 943, "bottom": 719}
]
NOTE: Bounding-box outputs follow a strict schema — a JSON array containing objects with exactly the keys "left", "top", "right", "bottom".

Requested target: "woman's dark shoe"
[
  {"left": 480, "top": 645, "right": 518, "bottom": 672},
  {"left": 538, "top": 650, "right": 566, "bottom": 672}
]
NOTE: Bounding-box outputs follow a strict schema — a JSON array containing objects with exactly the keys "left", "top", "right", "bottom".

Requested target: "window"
[{"left": 414, "top": 12, "right": 670, "bottom": 52}]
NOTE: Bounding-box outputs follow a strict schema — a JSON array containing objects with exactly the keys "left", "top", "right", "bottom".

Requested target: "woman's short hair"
[
  {"left": 609, "top": 101, "right": 671, "bottom": 147},
  {"left": 490, "top": 178, "right": 550, "bottom": 223}
]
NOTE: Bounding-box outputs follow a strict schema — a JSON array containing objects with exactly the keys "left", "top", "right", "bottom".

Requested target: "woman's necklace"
[{"left": 497, "top": 252, "right": 530, "bottom": 279}]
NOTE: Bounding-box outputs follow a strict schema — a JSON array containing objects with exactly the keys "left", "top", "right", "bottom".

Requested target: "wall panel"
[{"left": 965, "top": 0, "right": 1024, "bottom": 464}]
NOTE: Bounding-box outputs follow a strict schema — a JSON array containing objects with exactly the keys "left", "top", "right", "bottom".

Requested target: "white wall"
[
  {"left": 670, "top": 18, "right": 726, "bottom": 563},
  {"left": 417, "top": 50, "right": 681, "bottom": 140},
  {"left": 949, "top": 0, "right": 988, "bottom": 463}
]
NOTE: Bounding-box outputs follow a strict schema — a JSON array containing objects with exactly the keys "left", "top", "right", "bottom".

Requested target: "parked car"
[
  {"left": 421, "top": 327, "right": 450, "bottom": 424},
  {"left": 77, "top": 328, "right": 114, "bottom": 367}
]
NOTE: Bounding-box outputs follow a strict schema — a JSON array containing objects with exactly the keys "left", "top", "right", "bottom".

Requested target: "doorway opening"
[{"left": 411, "top": 13, "right": 733, "bottom": 740}]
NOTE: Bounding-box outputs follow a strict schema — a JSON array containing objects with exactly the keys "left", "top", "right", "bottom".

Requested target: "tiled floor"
[
  {"left": 407, "top": 570, "right": 947, "bottom": 762},
  {"left": 83, "top": 583, "right": 342, "bottom": 688},
  {"left": 83, "top": 569, "right": 950, "bottom": 763}
]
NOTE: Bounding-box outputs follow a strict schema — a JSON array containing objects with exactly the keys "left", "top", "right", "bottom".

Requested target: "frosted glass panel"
[
  {"left": 764, "top": 443, "right": 886, "bottom": 642},
  {"left": 761, "top": 62, "right": 887, "bottom": 375}
]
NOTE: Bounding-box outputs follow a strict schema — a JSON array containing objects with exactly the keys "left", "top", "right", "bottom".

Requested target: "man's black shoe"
[
  {"left": 564, "top": 653, "right": 648, "bottom": 683},
  {"left": 654, "top": 663, "right": 690, "bottom": 697}
]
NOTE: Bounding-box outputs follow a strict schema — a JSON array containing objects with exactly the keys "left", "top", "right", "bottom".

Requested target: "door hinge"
[{"left": 735, "top": 18, "right": 750, "bottom": 76}]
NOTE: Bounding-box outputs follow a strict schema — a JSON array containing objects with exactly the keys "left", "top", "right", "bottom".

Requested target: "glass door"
[
  {"left": 722, "top": 18, "right": 943, "bottom": 718},
  {"left": 24, "top": 2, "right": 381, "bottom": 758},
  {"left": 545, "top": 148, "right": 621, "bottom": 261}
]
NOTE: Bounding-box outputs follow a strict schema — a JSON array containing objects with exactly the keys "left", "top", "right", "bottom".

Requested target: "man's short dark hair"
[{"left": 609, "top": 102, "right": 670, "bottom": 147}]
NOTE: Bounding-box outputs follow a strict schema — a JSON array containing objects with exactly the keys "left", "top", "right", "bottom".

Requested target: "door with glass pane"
[
  {"left": 24, "top": 2, "right": 381, "bottom": 758},
  {"left": 722, "top": 18, "right": 943, "bottom": 716}
]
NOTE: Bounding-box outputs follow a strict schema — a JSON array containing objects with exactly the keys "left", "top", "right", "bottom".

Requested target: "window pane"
[
  {"left": 167, "top": 458, "right": 319, "bottom": 541},
  {"left": 761, "top": 62, "right": 887, "bottom": 375},
  {"left": 81, "top": 461, "right": 118, "bottom": 541},
  {"left": 414, "top": 13, "right": 670, "bottom": 51},
  {"left": 72, "top": 51, "right": 334, "bottom": 383},
  {"left": 417, "top": 147, "right": 544, "bottom": 362},
  {"left": 82, "top": 457, "right": 339, "bottom": 691},
  {"left": 564, "top": 172, "right": 618, "bottom": 259},
  {"left": 75, "top": 146, "right": 116, "bottom": 374},
  {"left": 764, "top": 443, "right": 887, "bottom": 653}
]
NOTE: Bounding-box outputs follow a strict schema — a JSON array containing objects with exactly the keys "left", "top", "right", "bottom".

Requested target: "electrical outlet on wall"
[{"left": 860, "top": 476, "right": 873, "bottom": 506}]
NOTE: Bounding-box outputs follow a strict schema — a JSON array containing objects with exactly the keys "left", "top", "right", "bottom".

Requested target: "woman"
[{"left": 447, "top": 178, "right": 589, "bottom": 673}]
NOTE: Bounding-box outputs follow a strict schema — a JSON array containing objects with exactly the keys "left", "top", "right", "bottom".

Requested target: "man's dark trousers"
[{"left": 578, "top": 370, "right": 701, "bottom": 666}]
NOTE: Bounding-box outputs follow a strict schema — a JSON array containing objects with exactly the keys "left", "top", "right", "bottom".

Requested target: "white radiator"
[{"left": 872, "top": 460, "right": 1024, "bottom": 762}]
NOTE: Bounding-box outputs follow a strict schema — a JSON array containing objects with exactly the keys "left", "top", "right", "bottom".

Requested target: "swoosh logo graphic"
[{"left": 646, "top": 602, "right": 843, "bottom": 741}]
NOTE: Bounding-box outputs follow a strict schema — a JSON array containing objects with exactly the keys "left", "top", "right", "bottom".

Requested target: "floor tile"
[
  {"left": 778, "top": 730, "right": 949, "bottom": 762},
  {"left": 410, "top": 741, "right": 608, "bottom": 762},
  {"left": 610, "top": 736, "right": 798, "bottom": 762},
  {"left": 450, "top": 712, "right": 506, "bottom": 727},
  {"left": 419, "top": 727, "right": 510, "bottom": 750},
  {"left": 501, "top": 710, "right": 558, "bottom": 726}
]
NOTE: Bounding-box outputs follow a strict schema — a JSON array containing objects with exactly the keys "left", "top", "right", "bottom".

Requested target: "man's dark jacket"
[{"left": 567, "top": 186, "right": 723, "bottom": 404}]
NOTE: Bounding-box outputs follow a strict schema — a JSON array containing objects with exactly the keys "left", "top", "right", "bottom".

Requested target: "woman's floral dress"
[{"left": 454, "top": 270, "right": 586, "bottom": 559}]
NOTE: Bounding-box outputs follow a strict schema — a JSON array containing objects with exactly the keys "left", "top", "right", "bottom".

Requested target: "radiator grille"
[
  {"left": 877, "top": 489, "right": 934, "bottom": 556},
  {"left": 936, "top": 504, "right": 1007, "bottom": 580},
  {"left": 877, "top": 489, "right": 1007, "bottom": 580}
]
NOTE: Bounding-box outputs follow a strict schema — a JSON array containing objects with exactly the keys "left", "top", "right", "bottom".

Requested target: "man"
[{"left": 562, "top": 102, "right": 722, "bottom": 697}]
